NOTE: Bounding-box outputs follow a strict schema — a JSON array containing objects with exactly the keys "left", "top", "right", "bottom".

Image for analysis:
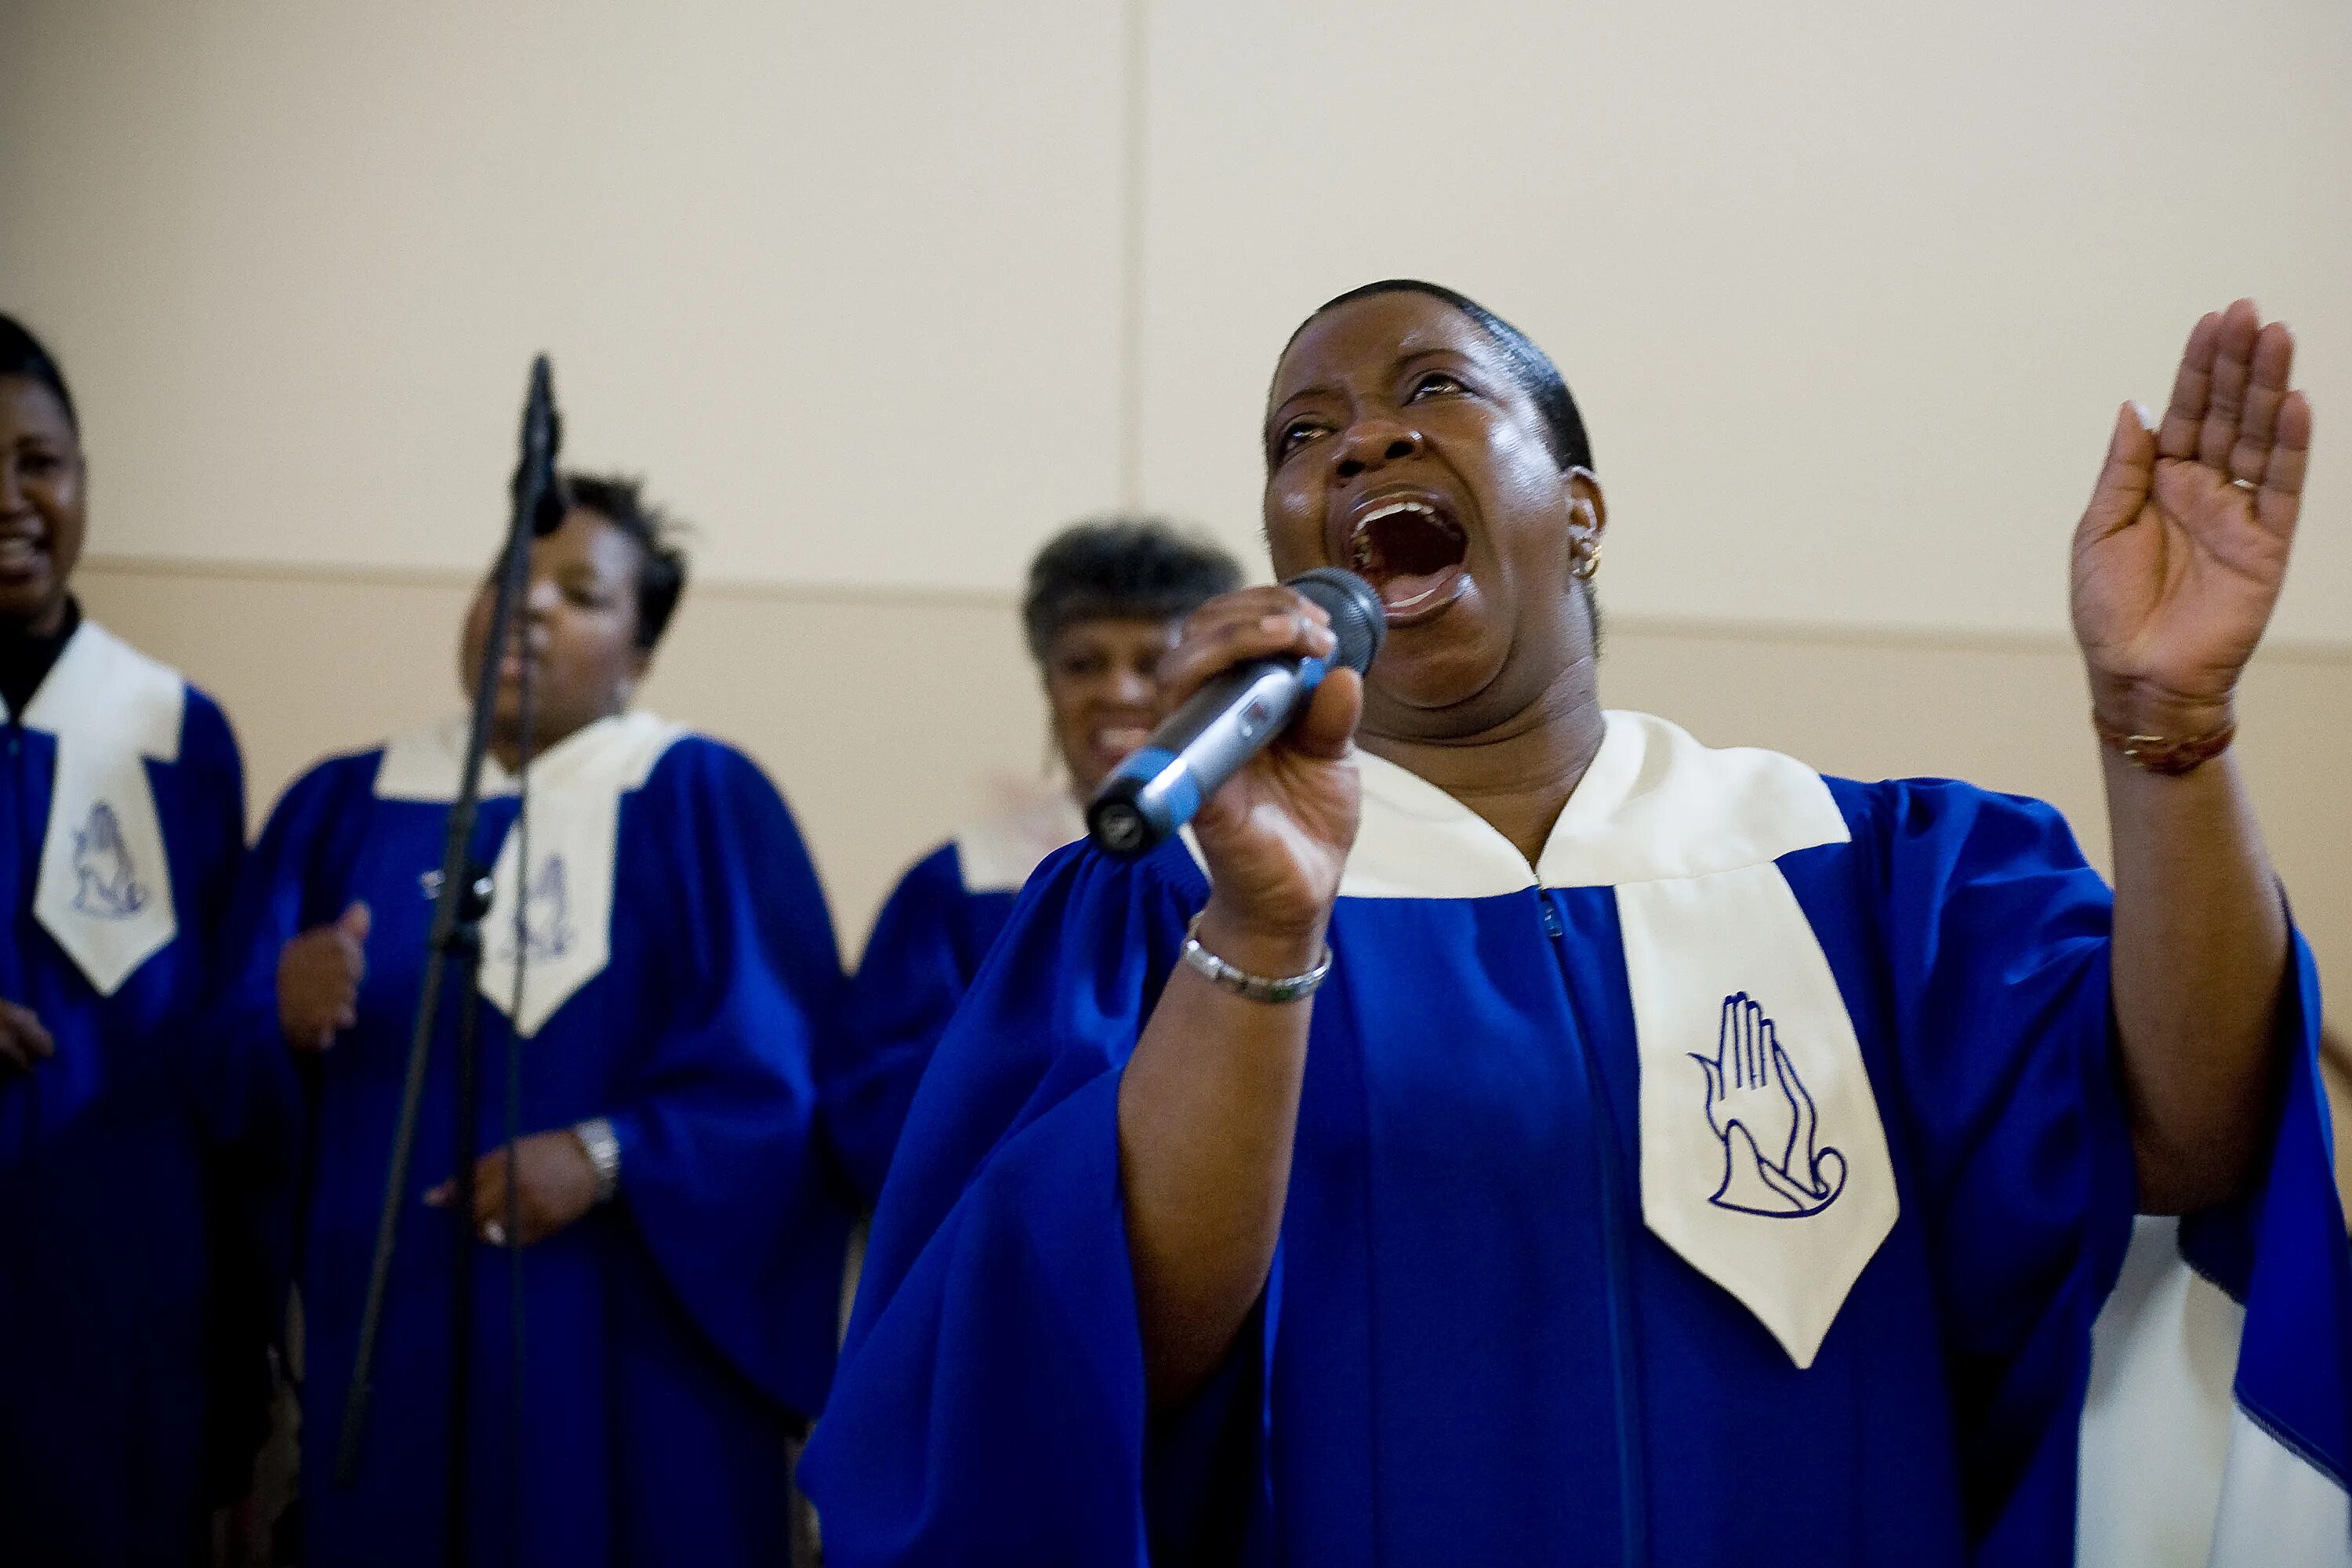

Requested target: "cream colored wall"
[
  {"left": 5, "top": 0, "right": 2347, "bottom": 635},
  {"left": 10, "top": 0, "right": 2349, "bottom": 996},
  {"left": 76, "top": 558, "right": 2348, "bottom": 1004}
]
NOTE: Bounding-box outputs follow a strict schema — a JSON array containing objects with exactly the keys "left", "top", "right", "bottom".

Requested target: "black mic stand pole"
[{"left": 336, "top": 356, "right": 561, "bottom": 1568}]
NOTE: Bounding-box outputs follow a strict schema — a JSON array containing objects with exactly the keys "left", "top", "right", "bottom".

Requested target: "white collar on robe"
[
  {"left": 10, "top": 621, "right": 186, "bottom": 996},
  {"left": 954, "top": 782, "right": 1087, "bottom": 895},
  {"left": 375, "top": 710, "right": 684, "bottom": 1036},
  {"left": 1240, "top": 710, "right": 1900, "bottom": 1370}
]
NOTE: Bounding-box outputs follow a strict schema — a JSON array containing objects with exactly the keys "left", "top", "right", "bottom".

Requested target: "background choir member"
[
  {"left": 830, "top": 518, "right": 1240, "bottom": 1203},
  {"left": 802, "top": 284, "right": 2340, "bottom": 1563},
  {"left": 215, "top": 476, "right": 849, "bottom": 1564},
  {"left": 0, "top": 315, "right": 253, "bottom": 1562}
]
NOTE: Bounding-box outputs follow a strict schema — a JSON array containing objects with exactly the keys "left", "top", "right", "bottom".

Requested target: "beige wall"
[
  {"left": 11, "top": 1, "right": 2350, "bottom": 1003},
  {"left": 78, "top": 557, "right": 2347, "bottom": 1011},
  {"left": 5, "top": 0, "right": 2349, "bottom": 641}
]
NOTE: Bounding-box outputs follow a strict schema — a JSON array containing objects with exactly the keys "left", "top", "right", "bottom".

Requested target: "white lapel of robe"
[
  {"left": 1338, "top": 710, "right": 1898, "bottom": 1370},
  {"left": 954, "top": 783, "right": 1086, "bottom": 895},
  {"left": 16, "top": 622, "right": 185, "bottom": 996},
  {"left": 375, "top": 710, "right": 684, "bottom": 1037}
]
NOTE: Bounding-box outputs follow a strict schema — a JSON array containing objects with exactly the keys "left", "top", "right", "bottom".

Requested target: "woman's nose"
[
  {"left": 1333, "top": 419, "right": 1423, "bottom": 481},
  {"left": 1106, "top": 663, "right": 1156, "bottom": 706}
]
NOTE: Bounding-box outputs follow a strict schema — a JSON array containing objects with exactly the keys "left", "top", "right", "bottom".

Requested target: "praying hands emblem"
[
  {"left": 70, "top": 800, "right": 147, "bottom": 921},
  {"left": 1692, "top": 993, "right": 1846, "bottom": 1218}
]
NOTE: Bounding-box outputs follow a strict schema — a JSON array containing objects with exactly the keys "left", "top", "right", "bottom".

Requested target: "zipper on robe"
[{"left": 1541, "top": 887, "right": 1648, "bottom": 1568}]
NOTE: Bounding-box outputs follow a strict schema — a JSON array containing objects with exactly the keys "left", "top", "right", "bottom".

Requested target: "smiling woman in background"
[
  {"left": 804, "top": 283, "right": 2340, "bottom": 1565},
  {"left": 0, "top": 314, "right": 252, "bottom": 1562},
  {"left": 213, "top": 476, "right": 849, "bottom": 1565},
  {"left": 828, "top": 518, "right": 1240, "bottom": 1205}
]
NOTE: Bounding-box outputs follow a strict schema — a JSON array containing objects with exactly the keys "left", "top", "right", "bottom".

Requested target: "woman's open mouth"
[{"left": 1347, "top": 495, "right": 1469, "bottom": 625}]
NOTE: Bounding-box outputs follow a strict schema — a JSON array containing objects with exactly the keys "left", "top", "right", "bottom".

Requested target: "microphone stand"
[{"left": 336, "top": 356, "right": 561, "bottom": 1568}]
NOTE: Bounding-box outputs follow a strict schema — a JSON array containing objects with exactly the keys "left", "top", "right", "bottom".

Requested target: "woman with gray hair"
[{"left": 829, "top": 518, "right": 1240, "bottom": 1205}]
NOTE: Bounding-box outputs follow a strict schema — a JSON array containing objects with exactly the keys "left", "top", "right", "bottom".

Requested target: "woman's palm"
[{"left": 2072, "top": 300, "right": 2310, "bottom": 717}]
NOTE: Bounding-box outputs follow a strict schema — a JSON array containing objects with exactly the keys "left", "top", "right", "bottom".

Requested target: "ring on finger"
[
  {"left": 2230, "top": 477, "right": 2259, "bottom": 492},
  {"left": 482, "top": 1220, "right": 507, "bottom": 1247}
]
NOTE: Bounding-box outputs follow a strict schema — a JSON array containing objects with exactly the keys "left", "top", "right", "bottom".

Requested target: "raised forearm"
[{"left": 2103, "top": 739, "right": 2287, "bottom": 1212}]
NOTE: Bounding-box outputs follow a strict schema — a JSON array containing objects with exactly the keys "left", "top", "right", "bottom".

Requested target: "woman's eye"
[
  {"left": 1407, "top": 371, "right": 1465, "bottom": 401},
  {"left": 1276, "top": 420, "right": 1326, "bottom": 458}
]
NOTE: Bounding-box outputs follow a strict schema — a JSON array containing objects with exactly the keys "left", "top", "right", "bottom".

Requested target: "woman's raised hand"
[
  {"left": 1145, "top": 586, "right": 1363, "bottom": 970},
  {"left": 2072, "top": 299, "right": 2311, "bottom": 735}
]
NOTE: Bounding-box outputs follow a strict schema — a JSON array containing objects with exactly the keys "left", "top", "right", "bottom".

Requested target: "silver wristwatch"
[
  {"left": 1179, "top": 911, "right": 1333, "bottom": 1004},
  {"left": 573, "top": 1116, "right": 622, "bottom": 1203}
]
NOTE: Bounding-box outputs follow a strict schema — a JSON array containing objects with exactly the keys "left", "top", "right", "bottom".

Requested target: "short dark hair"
[
  {"left": 0, "top": 314, "right": 78, "bottom": 434},
  {"left": 1287, "top": 280, "right": 1592, "bottom": 474},
  {"left": 1022, "top": 517, "right": 1244, "bottom": 662},
  {"left": 561, "top": 472, "right": 688, "bottom": 651}
]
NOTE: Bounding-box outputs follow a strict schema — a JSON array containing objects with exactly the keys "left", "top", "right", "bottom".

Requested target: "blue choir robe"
[
  {"left": 801, "top": 710, "right": 2348, "bottom": 1566},
  {"left": 833, "top": 788, "right": 1083, "bottom": 1203},
  {"left": 215, "top": 712, "right": 851, "bottom": 1566},
  {"left": 0, "top": 622, "right": 248, "bottom": 1564}
]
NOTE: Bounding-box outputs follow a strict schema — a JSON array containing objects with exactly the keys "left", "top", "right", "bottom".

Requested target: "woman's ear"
[{"left": 1565, "top": 468, "right": 1606, "bottom": 572}]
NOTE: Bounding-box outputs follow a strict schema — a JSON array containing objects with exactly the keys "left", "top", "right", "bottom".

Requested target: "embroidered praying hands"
[{"left": 1691, "top": 993, "right": 1847, "bottom": 1218}]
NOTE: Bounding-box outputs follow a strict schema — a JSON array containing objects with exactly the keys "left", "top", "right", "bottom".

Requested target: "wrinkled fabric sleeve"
[
  {"left": 172, "top": 689, "right": 249, "bottom": 984},
  {"left": 196, "top": 753, "right": 376, "bottom": 1176},
  {"left": 1849, "top": 778, "right": 2165, "bottom": 1552},
  {"left": 801, "top": 839, "right": 1204, "bottom": 1566},
  {"left": 603, "top": 740, "right": 851, "bottom": 1420},
  {"left": 831, "top": 844, "right": 976, "bottom": 1206}
]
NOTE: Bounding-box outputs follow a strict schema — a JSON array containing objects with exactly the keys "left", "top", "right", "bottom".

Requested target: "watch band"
[
  {"left": 1180, "top": 911, "right": 1332, "bottom": 1004},
  {"left": 573, "top": 1116, "right": 622, "bottom": 1203}
]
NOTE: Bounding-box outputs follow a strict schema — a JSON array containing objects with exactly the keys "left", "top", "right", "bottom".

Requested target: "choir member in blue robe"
[
  {"left": 834, "top": 520, "right": 1240, "bottom": 1203},
  {"left": 216, "top": 476, "right": 850, "bottom": 1565},
  {"left": 0, "top": 314, "right": 251, "bottom": 1563},
  {"left": 804, "top": 284, "right": 2345, "bottom": 1565}
]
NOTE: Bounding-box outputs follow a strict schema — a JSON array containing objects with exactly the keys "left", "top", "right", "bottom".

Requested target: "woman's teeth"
[
  {"left": 1347, "top": 497, "right": 1469, "bottom": 616},
  {"left": 0, "top": 538, "right": 43, "bottom": 569},
  {"left": 1094, "top": 726, "right": 1151, "bottom": 755}
]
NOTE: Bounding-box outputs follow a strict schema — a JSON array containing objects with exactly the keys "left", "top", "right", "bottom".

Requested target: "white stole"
[
  {"left": 13, "top": 622, "right": 185, "bottom": 996},
  {"left": 1331, "top": 710, "right": 1898, "bottom": 1369},
  {"left": 953, "top": 780, "right": 1086, "bottom": 895},
  {"left": 374, "top": 710, "right": 684, "bottom": 1036}
]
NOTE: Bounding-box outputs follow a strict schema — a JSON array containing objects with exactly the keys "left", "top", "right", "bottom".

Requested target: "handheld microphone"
[
  {"left": 1087, "top": 567, "right": 1386, "bottom": 859},
  {"left": 514, "top": 354, "right": 568, "bottom": 536}
]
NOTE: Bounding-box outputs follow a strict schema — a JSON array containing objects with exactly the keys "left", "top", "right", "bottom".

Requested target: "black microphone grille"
[{"left": 1285, "top": 567, "right": 1387, "bottom": 675}]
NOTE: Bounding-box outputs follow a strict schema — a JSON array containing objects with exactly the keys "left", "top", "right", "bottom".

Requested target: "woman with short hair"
[
  {"left": 805, "top": 283, "right": 2338, "bottom": 1564},
  {"left": 218, "top": 475, "right": 848, "bottom": 1563},
  {"left": 0, "top": 313, "right": 251, "bottom": 1562},
  {"left": 830, "top": 518, "right": 1241, "bottom": 1204}
]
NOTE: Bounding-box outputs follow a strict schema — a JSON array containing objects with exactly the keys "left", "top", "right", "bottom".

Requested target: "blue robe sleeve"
[
  {"left": 198, "top": 754, "right": 376, "bottom": 1163},
  {"left": 604, "top": 740, "right": 851, "bottom": 1419},
  {"left": 801, "top": 839, "right": 1205, "bottom": 1566},
  {"left": 1835, "top": 778, "right": 2140, "bottom": 1548},
  {"left": 172, "top": 690, "right": 248, "bottom": 975},
  {"left": 198, "top": 753, "right": 382, "bottom": 1319},
  {"left": 833, "top": 844, "right": 981, "bottom": 1205}
]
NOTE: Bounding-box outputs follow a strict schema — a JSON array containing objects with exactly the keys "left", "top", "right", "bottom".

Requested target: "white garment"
[
  {"left": 375, "top": 710, "right": 684, "bottom": 1036},
  {"left": 953, "top": 782, "right": 1086, "bottom": 895},
  {"left": 13, "top": 622, "right": 185, "bottom": 996}
]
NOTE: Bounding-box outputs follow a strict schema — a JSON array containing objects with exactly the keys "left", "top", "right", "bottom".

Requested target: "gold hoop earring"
[{"left": 1571, "top": 542, "right": 1600, "bottom": 582}]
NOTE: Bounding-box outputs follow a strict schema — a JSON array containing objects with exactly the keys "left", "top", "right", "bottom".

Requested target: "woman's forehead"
[
  {"left": 0, "top": 376, "right": 76, "bottom": 441},
  {"left": 1271, "top": 291, "right": 1491, "bottom": 401}
]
